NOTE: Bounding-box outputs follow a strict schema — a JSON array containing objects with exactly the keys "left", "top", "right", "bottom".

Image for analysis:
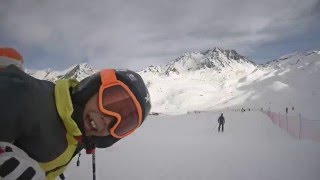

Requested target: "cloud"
[{"left": 1, "top": 0, "right": 319, "bottom": 70}]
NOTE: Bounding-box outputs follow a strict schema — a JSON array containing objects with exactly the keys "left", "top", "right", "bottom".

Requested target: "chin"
[{"left": 85, "top": 130, "right": 94, "bottom": 136}]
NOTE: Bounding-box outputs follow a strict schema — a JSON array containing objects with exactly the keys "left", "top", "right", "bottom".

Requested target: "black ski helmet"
[{"left": 72, "top": 69, "right": 151, "bottom": 148}]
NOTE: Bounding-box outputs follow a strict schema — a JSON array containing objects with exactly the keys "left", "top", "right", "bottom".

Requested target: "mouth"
[
  {"left": 89, "top": 116, "right": 98, "bottom": 131},
  {"left": 84, "top": 112, "right": 115, "bottom": 136},
  {"left": 85, "top": 114, "right": 98, "bottom": 132}
]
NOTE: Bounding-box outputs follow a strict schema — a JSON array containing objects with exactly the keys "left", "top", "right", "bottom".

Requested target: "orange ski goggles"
[{"left": 98, "top": 69, "right": 143, "bottom": 139}]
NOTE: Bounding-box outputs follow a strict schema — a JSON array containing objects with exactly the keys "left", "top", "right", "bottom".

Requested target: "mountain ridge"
[
  {"left": 141, "top": 47, "right": 257, "bottom": 76},
  {"left": 27, "top": 47, "right": 319, "bottom": 82},
  {"left": 25, "top": 48, "right": 320, "bottom": 117}
]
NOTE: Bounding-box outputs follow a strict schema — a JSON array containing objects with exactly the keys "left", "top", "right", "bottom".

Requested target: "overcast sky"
[{"left": 1, "top": 0, "right": 319, "bottom": 71}]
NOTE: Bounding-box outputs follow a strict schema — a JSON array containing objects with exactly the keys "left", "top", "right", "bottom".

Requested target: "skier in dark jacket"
[
  {"left": 218, "top": 113, "right": 225, "bottom": 132},
  {"left": 0, "top": 65, "right": 151, "bottom": 179}
]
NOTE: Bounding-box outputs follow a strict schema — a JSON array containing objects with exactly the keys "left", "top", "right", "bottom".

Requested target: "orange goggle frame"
[{"left": 98, "top": 69, "right": 142, "bottom": 139}]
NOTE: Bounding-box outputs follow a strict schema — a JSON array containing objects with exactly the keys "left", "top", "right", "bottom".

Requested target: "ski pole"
[
  {"left": 214, "top": 123, "right": 219, "bottom": 130},
  {"left": 92, "top": 151, "right": 96, "bottom": 180}
]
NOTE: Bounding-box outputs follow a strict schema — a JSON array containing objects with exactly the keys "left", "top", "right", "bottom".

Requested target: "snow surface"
[
  {"left": 23, "top": 48, "right": 320, "bottom": 179},
  {"left": 140, "top": 50, "right": 320, "bottom": 119},
  {"left": 26, "top": 48, "right": 320, "bottom": 119},
  {"left": 27, "top": 63, "right": 97, "bottom": 82},
  {"left": 64, "top": 111, "right": 320, "bottom": 180}
]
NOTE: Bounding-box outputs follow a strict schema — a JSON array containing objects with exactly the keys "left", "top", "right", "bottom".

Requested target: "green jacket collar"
[{"left": 55, "top": 79, "right": 82, "bottom": 137}]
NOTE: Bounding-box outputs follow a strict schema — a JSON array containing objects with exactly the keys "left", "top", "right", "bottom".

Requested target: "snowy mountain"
[
  {"left": 47, "top": 48, "right": 319, "bottom": 180},
  {"left": 139, "top": 48, "right": 320, "bottom": 118},
  {"left": 141, "top": 47, "right": 256, "bottom": 76},
  {"left": 264, "top": 50, "right": 320, "bottom": 70},
  {"left": 27, "top": 63, "right": 97, "bottom": 82},
  {"left": 26, "top": 68, "right": 61, "bottom": 82},
  {"left": 58, "top": 63, "right": 97, "bottom": 81},
  {"left": 26, "top": 48, "right": 320, "bottom": 118}
]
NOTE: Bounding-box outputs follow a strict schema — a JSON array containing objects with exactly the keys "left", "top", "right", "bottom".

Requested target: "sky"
[{"left": 1, "top": 0, "right": 320, "bottom": 71}]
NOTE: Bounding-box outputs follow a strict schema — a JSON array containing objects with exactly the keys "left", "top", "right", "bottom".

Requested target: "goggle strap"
[{"left": 100, "top": 69, "right": 117, "bottom": 85}]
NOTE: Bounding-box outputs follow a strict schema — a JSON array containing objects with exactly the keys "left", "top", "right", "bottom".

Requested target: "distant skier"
[
  {"left": 218, "top": 113, "right": 225, "bottom": 132},
  {"left": 286, "top": 107, "right": 288, "bottom": 114}
]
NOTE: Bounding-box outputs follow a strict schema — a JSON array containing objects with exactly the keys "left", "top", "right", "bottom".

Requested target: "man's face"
[{"left": 83, "top": 93, "right": 116, "bottom": 136}]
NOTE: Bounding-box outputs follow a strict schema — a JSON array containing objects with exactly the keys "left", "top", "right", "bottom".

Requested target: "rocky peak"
[
  {"left": 58, "top": 63, "right": 96, "bottom": 81},
  {"left": 162, "top": 47, "right": 256, "bottom": 75}
]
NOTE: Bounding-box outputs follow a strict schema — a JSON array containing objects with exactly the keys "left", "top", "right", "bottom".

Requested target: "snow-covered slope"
[
  {"left": 53, "top": 49, "right": 320, "bottom": 180},
  {"left": 27, "top": 63, "right": 97, "bottom": 82},
  {"left": 26, "top": 68, "right": 62, "bottom": 82},
  {"left": 138, "top": 48, "right": 258, "bottom": 114},
  {"left": 58, "top": 63, "right": 97, "bottom": 81},
  {"left": 141, "top": 47, "right": 256, "bottom": 76},
  {"left": 218, "top": 50, "right": 320, "bottom": 119},
  {"left": 27, "top": 48, "right": 320, "bottom": 118},
  {"left": 264, "top": 50, "right": 320, "bottom": 70},
  {"left": 64, "top": 111, "right": 320, "bottom": 180},
  {"left": 139, "top": 49, "right": 320, "bottom": 118}
]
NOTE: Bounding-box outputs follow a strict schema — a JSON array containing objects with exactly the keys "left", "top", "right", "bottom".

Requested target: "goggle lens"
[{"left": 102, "top": 85, "right": 140, "bottom": 136}]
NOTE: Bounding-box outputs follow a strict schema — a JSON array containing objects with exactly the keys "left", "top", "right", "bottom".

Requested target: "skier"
[
  {"left": 0, "top": 65, "right": 151, "bottom": 179},
  {"left": 218, "top": 113, "right": 225, "bottom": 132},
  {"left": 286, "top": 107, "right": 288, "bottom": 114},
  {"left": 0, "top": 47, "right": 24, "bottom": 70}
]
